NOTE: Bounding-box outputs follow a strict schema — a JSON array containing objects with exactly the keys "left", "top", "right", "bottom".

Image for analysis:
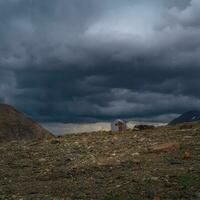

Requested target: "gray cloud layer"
[{"left": 0, "top": 0, "right": 200, "bottom": 122}]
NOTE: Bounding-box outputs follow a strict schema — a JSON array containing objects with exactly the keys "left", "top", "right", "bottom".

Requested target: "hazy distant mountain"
[
  {"left": 169, "top": 111, "right": 200, "bottom": 125},
  {"left": 0, "top": 104, "right": 53, "bottom": 141},
  {"left": 42, "top": 121, "right": 166, "bottom": 135}
]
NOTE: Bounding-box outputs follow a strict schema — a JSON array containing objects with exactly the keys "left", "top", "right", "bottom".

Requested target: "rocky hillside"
[
  {"left": 169, "top": 111, "right": 200, "bottom": 125},
  {"left": 0, "top": 122, "right": 200, "bottom": 199},
  {"left": 0, "top": 104, "right": 53, "bottom": 141}
]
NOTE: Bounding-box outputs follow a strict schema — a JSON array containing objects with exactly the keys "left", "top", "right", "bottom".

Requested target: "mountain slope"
[
  {"left": 169, "top": 110, "right": 200, "bottom": 125},
  {"left": 0, "top": 104, "right": 53, "bottom": 141}
]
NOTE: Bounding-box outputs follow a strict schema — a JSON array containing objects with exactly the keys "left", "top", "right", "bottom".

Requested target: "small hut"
[{"left": 111, "top": 119, "right": 127, "bottom": 132}]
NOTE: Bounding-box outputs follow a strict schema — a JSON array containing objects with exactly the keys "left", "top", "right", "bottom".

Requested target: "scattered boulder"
[
  {"left": 183, "top": 151, "right": 190, "bottom": 160},
  {"left": 131, "top": 152, "right": 140, "bottom": 157},
  {"left": 153, "top": 197, "right": 161, "bottom": 200},
  {"left": 149, "top": 143, "right": 180, "bottom": 153},
  {"left": 50, "top": 139, "right": 61, "bottom": 145},
  {"left": 169, "top": 160, "right": 183, "bottom": 165}
]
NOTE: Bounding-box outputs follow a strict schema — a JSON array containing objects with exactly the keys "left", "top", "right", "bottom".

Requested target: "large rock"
[{"left": 0, "top": 104, "right": 53, "bottom": 141}]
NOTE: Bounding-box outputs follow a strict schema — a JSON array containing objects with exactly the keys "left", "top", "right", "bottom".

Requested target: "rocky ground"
[{"left": 0, "top": 123, "right": 200, "bottom": 200}]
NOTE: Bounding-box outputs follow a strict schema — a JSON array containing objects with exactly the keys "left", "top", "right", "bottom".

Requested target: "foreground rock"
[
  {"left": 0, "top": 104, "right": 53, "bottom": 141},
  {"left": 149, "top": 142, "right": 180, "bottom": 153}
]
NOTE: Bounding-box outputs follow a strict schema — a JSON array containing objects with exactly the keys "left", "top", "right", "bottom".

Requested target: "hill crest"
[{"left": 0, "top": 103, "right": 53, "bottom": 141}]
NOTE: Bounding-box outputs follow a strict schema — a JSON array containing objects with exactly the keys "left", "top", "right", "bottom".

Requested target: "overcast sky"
[{"left": 0, "top": 0, "right": 200, "bottom": 123}]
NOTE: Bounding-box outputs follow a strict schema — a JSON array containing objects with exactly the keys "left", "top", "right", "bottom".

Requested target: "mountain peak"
[{"left": 169, "top": 110, "right": 200, "bottom": 125}]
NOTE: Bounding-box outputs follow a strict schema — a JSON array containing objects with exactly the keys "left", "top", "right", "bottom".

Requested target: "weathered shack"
[{"left": 111, "top": 119, "right": 127, "bottom": 132}]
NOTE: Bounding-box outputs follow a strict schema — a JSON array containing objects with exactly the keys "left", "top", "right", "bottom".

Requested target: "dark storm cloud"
[{"left": 0, "top": 0, "right": 200, "bottom": 122}]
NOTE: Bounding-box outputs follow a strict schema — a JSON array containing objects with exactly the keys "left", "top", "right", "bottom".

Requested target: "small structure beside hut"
[
  {"left": 134, "top": 124, "right": 155, "bottom": 131},
  {"left": 111, "top": 119, "right": 127, "bottom": 132}
]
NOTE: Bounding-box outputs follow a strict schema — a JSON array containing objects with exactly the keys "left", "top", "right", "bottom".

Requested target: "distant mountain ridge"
[
  {"left": 0, "top": 104, "right": 53, "bottom": 141},
  {"left": 169, "top": 110, "right": 200, "bottom": 125}
]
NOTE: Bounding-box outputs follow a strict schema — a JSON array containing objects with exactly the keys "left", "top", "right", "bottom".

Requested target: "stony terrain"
[{"left": 0, "top": 122, "right": 200, "bottom": 200}]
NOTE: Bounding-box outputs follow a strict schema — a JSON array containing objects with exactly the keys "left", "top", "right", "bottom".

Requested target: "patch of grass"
[
  {"left": 104, "top": 196, "right": 144, "bottom": 200},
  {"left": 178, "top": 174, "right": 200, "bottom": 187}
]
